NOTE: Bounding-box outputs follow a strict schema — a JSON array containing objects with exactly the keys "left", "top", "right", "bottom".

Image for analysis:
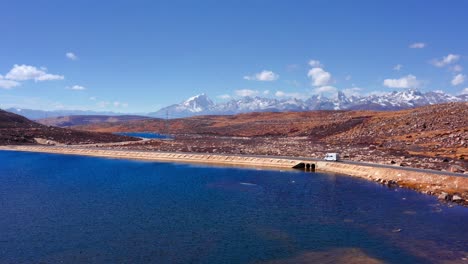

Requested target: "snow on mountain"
[
  {"left": 347, "top": 89, "right": 464, "bottom": 110},
  {"left": 212, "top": 96, "right": 308, "bottom": 113},
  {"left": 6, "top": 90, "right": 465, "bottom": 120},
  {"left": 149, "top": 93, "right": 215, "bottom": 117},
  {"left": 180, "top": 93, "right": 214, "bottom": 112},
  {"left": 150, "top": 89, "right": 466, "bottom": 118},
  {"left": 213, "top": 97, "right": 279, "bottom": 113}
]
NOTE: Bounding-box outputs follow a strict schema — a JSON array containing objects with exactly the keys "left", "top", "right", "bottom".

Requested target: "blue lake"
[
  {"left": 114, "top": 132, "right": 171, "bottom": 139},
  {"left": 0, "top": 150, "right": 467, "bottom": 263}
]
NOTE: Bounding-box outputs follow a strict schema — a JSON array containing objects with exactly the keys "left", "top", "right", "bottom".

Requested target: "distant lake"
[
  {"left": 114, "top": 132, "right": 171, "bottom": 139},
  {"left": 0, "top": 150, "right": 467, "bottom": 263}
]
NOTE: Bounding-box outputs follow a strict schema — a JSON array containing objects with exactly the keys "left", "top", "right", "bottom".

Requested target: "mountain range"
[
  {"left": 149, "top": 89, "right": 468, "bottom": 118},
  {"left": 4, "top": 108, "right": 128, "bottom": 120},
  {"left": 4, "top": 89, "right": 467, "bottom": 120}
]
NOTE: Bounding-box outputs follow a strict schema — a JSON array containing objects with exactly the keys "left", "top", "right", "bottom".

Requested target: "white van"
[{"left": 324, "top": 153, "right": 340, "bottom": 161}]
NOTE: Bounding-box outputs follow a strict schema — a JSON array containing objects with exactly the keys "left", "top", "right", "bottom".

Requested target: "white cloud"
[
  {"left": 451, "top": 65, "right": 463, "bottom": 72},
  {"left": 409, "top": 42, "right": 426, "bottom": 49},
  {"left": 274, "top": 91, "right": 286, "bottom": 97},
  {"left": 393, "top": 64, "right": 403, "bottom": 71},
  {"left": 89, "top": 96, "right": 97, "bottom": 101},
  {"left": 274, "top": 90, "right": 302, "bottom": 99},
  {"left": 235, "top": 89, "right": 259, "bottom": 97},
  {"left": 217, "top": 94, "right": 231, "bottom": 100},
  {"left": 244, "top": 70, "right": 279, "bottom": 81},
  {"left": 67, "top": 85, "right": 86, "bottom": 90},
  {"left": 308, "top": 67, "right": 332, "bottom": 86},
  {"left": 5, "top": 64, "right": 64, "bottom": 81},
  {"left": 342, "top": 87, "right": 362, "bottom": 97},
  {"left": 0, "top": 75, "right": 21, "bottom": 89},
  {"left": 112, "top": 101, "right": 128, "bottom": 108},
  {"left": 431, "top": 54, "right": 460, "bottom": 67},
  {"left": 36, "top": 74, "right": 64, "bottom": 81},
  {"left": 460, "top": 88, "right": 468, "bottom": 95},
  {"left": 66, "top": 52, "right": 78, "bottom": 61},
  {"left": 383, "top": 75, "right": 421, "bottom": 89},
  {"left": 219, "top": 89, "right": 270, "bottom": 100},
  {"left": 345, "top": 75, "right": 352, "bottom": 81},
  {"left": 451, "top": 74, "right": 466, "bottom": 86},
  {"left": 97, "top": 101, "right": 110, "bottom": 108},
  {"left": 314, "top": 85, "right": 337, "bottom": 94},
  {"left": 367, "top": 90, "right": 388, "bottom": 96},
  {"left": 308, "top": 59, "right": 323, "bottom": 67}
]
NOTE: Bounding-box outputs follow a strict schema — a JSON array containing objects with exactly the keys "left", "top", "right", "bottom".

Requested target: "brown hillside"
[
  {"left": 74, "top": 110, "right": 378, "bottom": 137},
  {"left": 37, "top": 115, "right": 151, "bottom": 127},
  {"left": 74, "top": 103, "right": 468, "bottom": 159},
  {"left": 0, "top": 109, "right": 140, "bottom": 145}
]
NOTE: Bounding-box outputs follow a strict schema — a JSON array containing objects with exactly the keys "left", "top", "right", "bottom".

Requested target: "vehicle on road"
[{"left": 324, "top": 153, "right": 340, "bottom": 161}]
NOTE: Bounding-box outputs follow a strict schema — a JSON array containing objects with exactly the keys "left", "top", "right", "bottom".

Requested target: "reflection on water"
[{"left": 0, "top": 150, "right": 467, "bottom": 264}]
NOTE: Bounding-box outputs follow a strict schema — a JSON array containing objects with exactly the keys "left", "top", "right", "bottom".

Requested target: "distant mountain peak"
[
  {"left": 185, "top": 93, "right": 208, "bottom": 101},
  {"left": 149, "top": 90, "right": 468, "bottom": 118},
  {"left": 180, "top": 93, "right": 214, "bottom": 113},
  {"left": 151, "top": 93, "right": 215, "bottom": 117}
]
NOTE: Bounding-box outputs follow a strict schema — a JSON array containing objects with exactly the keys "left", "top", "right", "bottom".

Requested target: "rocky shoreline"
[
  {"left": 2, "top": 142, "right": 467, "bottom": 207},
  {"left": 102, "top": 134, "right": 467, "bottom": 173},
  {"left": 83, "top": 134, "right": 468, "bottom": 206}
]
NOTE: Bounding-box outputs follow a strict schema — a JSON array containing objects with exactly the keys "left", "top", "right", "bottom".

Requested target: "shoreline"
[{"left": 1, "top": 145, "right": 467, "bottom": 206}]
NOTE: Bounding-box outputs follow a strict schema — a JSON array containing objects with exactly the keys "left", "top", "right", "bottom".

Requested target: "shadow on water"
[{"left": 0, "top": 150, "right": 467, "bottom": 263}]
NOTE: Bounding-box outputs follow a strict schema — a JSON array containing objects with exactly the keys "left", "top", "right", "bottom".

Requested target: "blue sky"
[{"left": 0, "top": 0, "right": 467, "bottom": 112}]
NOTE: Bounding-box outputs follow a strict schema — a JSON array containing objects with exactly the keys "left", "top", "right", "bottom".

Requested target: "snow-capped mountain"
[
  {"left": 212, "top": 97, "right": 308, "bottom": 114},
  {"left": 347, "top": 90, "right": 464, "bottom": 110},
  {"left": 148, "top": 93, "right": 215, "bottom": 117},
  {"left": 149, "top": 89, "right": 467, "bottom": 118}
]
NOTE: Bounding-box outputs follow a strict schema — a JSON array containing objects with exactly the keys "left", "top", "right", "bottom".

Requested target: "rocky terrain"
[
  {"left": 0, "top": 109, "right": 140, "bottom": 145},
  {"left": 100, "top": 135, "right": 467, "bottom": 173},
  {"left": 74, "top": 102, "right": 468, "bottom": 173}
]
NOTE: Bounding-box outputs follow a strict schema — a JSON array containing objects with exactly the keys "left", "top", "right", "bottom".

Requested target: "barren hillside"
[
  {"left": 37, "top": 115, "right": 151, "bottom": 127},
  {"left": 74, "top": 103, "right": 468, "bottom": 159},
  {"left": 0, "top": 109, "right": 140, "bottom": 145}
]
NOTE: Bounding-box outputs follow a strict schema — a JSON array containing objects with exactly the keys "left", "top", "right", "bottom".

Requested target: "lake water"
[
  {"left": 114, "top": 132, "right": 171, "bottom": 139},
  {"left": 0, "top": 150, "right": 467, "bottom": 263}
]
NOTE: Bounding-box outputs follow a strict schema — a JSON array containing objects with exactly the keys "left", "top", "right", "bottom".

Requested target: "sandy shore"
[{"left": 1, "top": 145, "right": 467, "bottom": 206}]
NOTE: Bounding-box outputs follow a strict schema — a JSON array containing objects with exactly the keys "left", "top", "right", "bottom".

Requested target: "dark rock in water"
[
  {"left": 452, "top": 195, "right": 463, "bottom": 202},
  {"left": 386, "top": 180, "right": 398, "bottom": 187},
  {"left": 438, "top": 192, "right": 449, "bottom": 200}
]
